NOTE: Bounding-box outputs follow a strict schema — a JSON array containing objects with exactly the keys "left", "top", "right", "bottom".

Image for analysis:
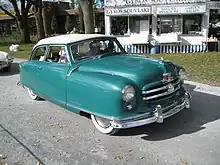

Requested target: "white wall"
[
  {"left": 179, "top": 36, "right": 206, "bottom": 44},
  {"left": 104, "top": 14, "right": 111, "bottom": 35}
]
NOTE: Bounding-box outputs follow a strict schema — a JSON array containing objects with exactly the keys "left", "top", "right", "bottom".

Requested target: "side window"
[
  {"left": 31, "top": 46, "right": 47, "bottom": 61},
  {"left": 45, "top": 46, "right": 69, "bottom": 63}
]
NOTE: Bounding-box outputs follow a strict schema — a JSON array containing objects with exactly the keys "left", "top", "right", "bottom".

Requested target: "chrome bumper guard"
[
  {"left": 17, "top": 81, "right": 26, "bottom": 89},
  {"left": 110, "top": 92, "right": 191, "bottom": 129}
]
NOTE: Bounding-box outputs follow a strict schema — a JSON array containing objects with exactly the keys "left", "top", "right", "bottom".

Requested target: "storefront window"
[
  {"left": 110, "top": 17, "right": 128, "bottom": 35},
  {"left": 157, "top": 16, "right": 182, "bottom": 34},
  {"left": 110, "top": 16, "right": 149, "bottom": 36},
  {"left": 183, "top": 14, "right": 202, "bottom": 35},
  {"left": 129, "top": 16, "right": 141, "bottom": 34}
]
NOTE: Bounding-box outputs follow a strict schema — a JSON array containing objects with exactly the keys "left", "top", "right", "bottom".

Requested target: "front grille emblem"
[
  {"left": 167, "top": 83, "right": 174, "bottom": 92},
  {"left": 163, "top": 73, "right": 173, "bottom": 82}
]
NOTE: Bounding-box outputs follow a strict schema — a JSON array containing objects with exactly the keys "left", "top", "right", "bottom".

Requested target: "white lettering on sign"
[
  {"left": 184, "top": 6, "right": 202, "bottom": 13},
  {"left": 106, "top": 7, "right": 151, "bottom": 16},
  {"left": 207, "top": 2, "right": 220, "bottom": 9},
  {"left": 156, "top": 4, "right": 206, "bottom": 15},
  {"left": 157, "top": 6, "right": 180, "bottom": 14},
  {"left": 105, "top": 0, "right": 206, "bottom": 7}
]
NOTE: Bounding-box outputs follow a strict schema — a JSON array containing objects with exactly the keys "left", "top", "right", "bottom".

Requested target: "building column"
[
  {"left": 202, "top": 8, "right": 210, "bottom": 39},
  {"left": 104, "top": 12, "right": 111, "bottom": 35},
  {"left": 151, "top": 6, "right": 157, "bottom": 37}
]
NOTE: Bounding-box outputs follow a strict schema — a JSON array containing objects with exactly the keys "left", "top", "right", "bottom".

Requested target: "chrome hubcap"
[{"left": 95, "top": 116, "right": 111, "bottom": 128}]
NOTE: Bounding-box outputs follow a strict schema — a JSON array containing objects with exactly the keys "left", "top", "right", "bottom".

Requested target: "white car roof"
[{"left": 34, "top": 34, "right": 116, "bottom": 48}]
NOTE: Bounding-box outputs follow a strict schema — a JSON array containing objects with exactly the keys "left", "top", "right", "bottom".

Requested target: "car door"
[
  {"left": 20, "top": 45, "right": 47, "bottom": 93},
  {"left": 36, "top": 45, "right": 70, "bottom": 108}
]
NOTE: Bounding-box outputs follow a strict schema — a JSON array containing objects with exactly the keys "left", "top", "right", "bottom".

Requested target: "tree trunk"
[
  {"left": 18, "top": 17, "right": 31, "bottom": 43},
  {"left": 78, "top": 0, "right": 94, "bottom": 34},
  {"left": 78, "top": 4, "right": 84, "bottom": 33},
  {"left": 34, "top": 5, "right": 45, "bottom": 40},
  {"left": 42, "top": 2, "right": 54, "bottom": 37}
]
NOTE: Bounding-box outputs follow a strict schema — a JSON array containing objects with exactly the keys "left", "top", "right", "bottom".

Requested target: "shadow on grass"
[{"left": 114, "top": 84, "right": 220, "bottom": 140}]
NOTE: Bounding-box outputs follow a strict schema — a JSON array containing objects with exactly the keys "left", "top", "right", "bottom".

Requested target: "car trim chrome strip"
[
  {"left": 142, "top": 79, "right": 180, "bottom": 94},
  {"left": 143, "top": 85, "right": 180, "bottom": 100}
]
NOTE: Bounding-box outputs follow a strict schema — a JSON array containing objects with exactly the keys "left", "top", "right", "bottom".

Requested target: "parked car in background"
[
  {"left": 18, "top": 34, "right": 191, "bottom": 135},
  {"left": 0, "top": 51, "right": 13, "bottom": 72},
  {"left": 0, "top": 44, "right": 18, "bottom": 72}
]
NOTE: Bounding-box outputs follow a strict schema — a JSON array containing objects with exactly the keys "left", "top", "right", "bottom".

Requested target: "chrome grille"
[{"left": 142, "top": 78, "right": 180, "bottom": 101}]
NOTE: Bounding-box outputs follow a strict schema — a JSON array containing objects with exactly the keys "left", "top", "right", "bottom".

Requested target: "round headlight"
[{"left": 122, "top": 85, "right": 135, "bottom": 102}]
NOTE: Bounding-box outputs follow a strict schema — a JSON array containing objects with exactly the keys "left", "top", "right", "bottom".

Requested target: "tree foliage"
[{"left": 0, "top": 0, "right": 33, "bottom": 43}]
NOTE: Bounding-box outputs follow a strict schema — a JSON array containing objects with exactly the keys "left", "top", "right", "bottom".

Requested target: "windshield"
[{"left": 70, "top": 37, "right": 127, "bottom": 61}]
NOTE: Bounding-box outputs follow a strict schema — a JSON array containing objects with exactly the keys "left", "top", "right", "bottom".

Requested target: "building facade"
[{"left": 104, "top": 0, "right": 220, "bottom": 45}]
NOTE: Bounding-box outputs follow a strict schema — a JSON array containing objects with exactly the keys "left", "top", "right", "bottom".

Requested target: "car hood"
[{"left": 77, "top": 55, "right": 177, "bottom": 88}]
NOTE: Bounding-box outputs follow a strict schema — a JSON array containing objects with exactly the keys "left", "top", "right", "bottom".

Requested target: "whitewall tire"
[
  {"left": 27, "top": 88, "right": 39, "bottom": 100},
  {"left": 91, "top": 115, "right": 119, "bottom": 135}
]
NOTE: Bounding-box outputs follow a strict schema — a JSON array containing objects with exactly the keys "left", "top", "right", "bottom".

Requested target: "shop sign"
[
  {"left": 156, "top": 4, "right": 206, "bottom": 14},
  {"left": 207, "top": 2, "right": 220, "bottom": 9},
  {"left": 106, "top": 6, "right": 151, "bottom": 16},
  {"left": 105, "top": 0, "right": 206, "bottom": 7}
]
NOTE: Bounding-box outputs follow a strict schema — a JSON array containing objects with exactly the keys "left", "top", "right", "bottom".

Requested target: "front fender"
[
  {"left": 0, "top": 51, "right": 7, "bottom": 61},
  {"left": 66, "top": 70, "right": 137, "bottom": 119}
]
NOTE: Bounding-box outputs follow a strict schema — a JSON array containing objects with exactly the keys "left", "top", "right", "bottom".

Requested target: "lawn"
[
  {"left": 151, "top": 53, "right": 220, "bottom": 86},
  {"left": 0, "top": 40, "right": 219, "bottom": 86},
  {"left": 0, "top": 43, "right": 35, "bottom": 59}
]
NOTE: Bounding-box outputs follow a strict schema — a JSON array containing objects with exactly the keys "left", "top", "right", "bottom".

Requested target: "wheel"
[
  {"left": 91, "top": 115, "right": 119, "bottom": 135},
  {"left": 27, "top": 88, "right": 39, "bottom": 100}
]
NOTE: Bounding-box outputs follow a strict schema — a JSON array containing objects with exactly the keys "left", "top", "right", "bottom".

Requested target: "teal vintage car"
[{"left": 18, "top": 34, "right": 191, "bottom": 135}]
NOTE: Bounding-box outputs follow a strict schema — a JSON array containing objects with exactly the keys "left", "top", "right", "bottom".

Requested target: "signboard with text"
[
  {"left": 106, "top": 6, "right": 151, "bottom": 16},
  {"left": 156, "top": 4, "right": 206, "bottom": 15},
  {"left": 207, "top": 2, "right": 220, "bottom": 9},
  {"left": 105, "top": 0, "right": 206, "bottom": 7}
]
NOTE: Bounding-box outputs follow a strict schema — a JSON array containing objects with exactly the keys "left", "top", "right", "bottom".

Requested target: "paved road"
[{"left": 1, "top": 59, "right": 220, "bottom": 165}]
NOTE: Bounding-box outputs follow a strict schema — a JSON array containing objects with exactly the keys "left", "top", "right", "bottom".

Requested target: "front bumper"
[
  {"left": 0, "top": 59, "right": 13, "bottom": 69},
  {"left": 110, "top": 92, "right": 191, "bottom": 129}
]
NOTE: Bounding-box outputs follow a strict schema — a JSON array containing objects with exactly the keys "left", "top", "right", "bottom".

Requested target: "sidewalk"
[{"left": 185, "top": 80, "right": 220, "bottom": 97}]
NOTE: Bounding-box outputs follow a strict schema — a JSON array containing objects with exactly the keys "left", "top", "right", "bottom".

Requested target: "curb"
[{"left": 185, "top": 80, "right": 220, "bottom": 97}]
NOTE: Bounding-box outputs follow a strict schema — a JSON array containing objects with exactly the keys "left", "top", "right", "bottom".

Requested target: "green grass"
[
  {"left": 0, "top": 36, "right": 37, "bottom": 59},
  {"left": 0, "top": 39, "right": 219, "bottom": 86},
  {"left": 150, "top": 53, "right": 220, "bottom": 86},
  {"left": 0, "top": 43, "right": 35, "bottom": 59}
]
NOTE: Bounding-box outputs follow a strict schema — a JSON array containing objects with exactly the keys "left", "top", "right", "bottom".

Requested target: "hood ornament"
[{"left": 162, "top": 73, "right": 173, "bottom": 82}]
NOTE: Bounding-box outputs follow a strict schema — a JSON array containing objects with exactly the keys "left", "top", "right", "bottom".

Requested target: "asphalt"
[{"left": 0, "top": 59, "right": 220, "bottom": 165}]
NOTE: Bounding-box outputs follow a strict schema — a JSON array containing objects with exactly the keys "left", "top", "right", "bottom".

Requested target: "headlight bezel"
[{"left": 122, "top": 85, "right": 136, "bottom": 102}]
